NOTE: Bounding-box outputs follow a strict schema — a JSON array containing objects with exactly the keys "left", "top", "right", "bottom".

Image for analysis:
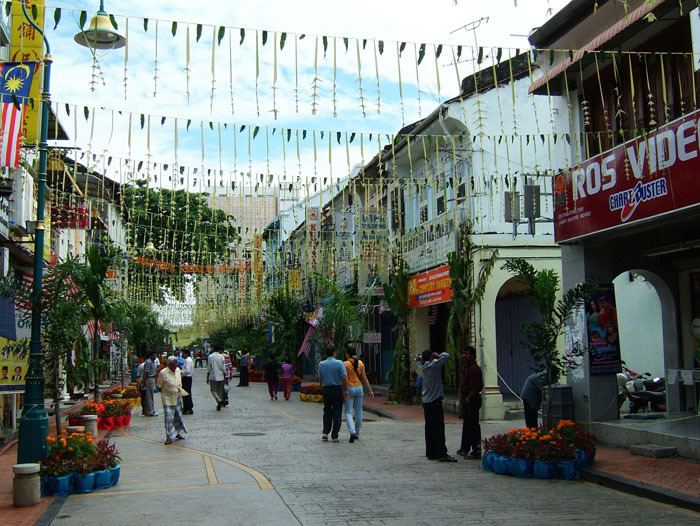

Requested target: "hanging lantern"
[{"left": 74, "top": 1, "right": 126, "bottom": 50}]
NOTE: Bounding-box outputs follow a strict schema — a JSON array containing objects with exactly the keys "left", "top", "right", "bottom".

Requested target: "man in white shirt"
[
  {"left": 181, "top": 350, "right": 194, "bottom": 415},
  {"left": 206, "top": 345, "right": 226, "bottom": 411},
  {"left": 156, "top": 356, "right": 187, "bottom": 445}
]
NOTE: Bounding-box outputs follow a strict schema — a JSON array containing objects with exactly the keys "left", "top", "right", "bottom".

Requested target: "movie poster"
[{"left": 586, "top": 285, "right": 622, "bottom": 375}]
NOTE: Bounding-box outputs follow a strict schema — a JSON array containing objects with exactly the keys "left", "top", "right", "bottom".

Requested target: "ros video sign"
[{"left": 553, "top": 108, "right": 700, "bottom": 242}]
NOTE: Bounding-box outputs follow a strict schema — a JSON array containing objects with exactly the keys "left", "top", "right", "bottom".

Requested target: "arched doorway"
[
  {"left": 495, "top": 277, "right": 539, "bottom": 400},
  {"left": 612, "top": 269, "right": 678, "bottom": 412}
]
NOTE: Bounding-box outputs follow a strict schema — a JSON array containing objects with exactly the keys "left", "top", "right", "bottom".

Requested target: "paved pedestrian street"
[{"left": 50, "top": 369, "right": 699, "bottom": 526}]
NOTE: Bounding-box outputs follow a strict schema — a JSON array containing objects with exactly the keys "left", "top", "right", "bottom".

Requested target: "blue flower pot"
[
  {"left": 109, "top": 465, "right": 121, "bottom": 486},
  {"left": 93, "top": 469, "right": 112, "bottom": 490},
  {"left": 52, "top": 473, "right": 74, "bottom": 496},
  {"left": 481, "top": 451, "right": 495, "bottom": 472},
  {"left": 492, "top": 455, "right": 511, "bottom": 475},
  {"left": 40, "top": 476, "right": 53, "bottom": 497},
  {"left": 586, "top": 447, "right": 596, "bottom": 468},
  {"left": 509, "top": 457, "right": 533, "bottom": 478},
  {"left": 557, "top": 459, "right": 579, "bottom": 480},
  {"left": 533, "top": 460, "right": 556, "bottom": 479},
  {"left": 73, "top": 472, "right": 95, "bottom": 494}
]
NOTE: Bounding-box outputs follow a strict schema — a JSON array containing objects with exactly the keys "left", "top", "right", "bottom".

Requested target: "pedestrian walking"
[
  {"left": 194, "top": 349, "right": 203, "bottom": 368},
  {"left": 344, "top": 345, "right": 374, "bottom": 443},
  {"left": 265, "top": 357, "right": 280, "bottom": 400},
  {"left": 141, "top": 352, "right": 158, "bottom": 417},
  {"left": 280, "top": 359, "right": 294, "bottom": 400},
  {"left": 181, "top": 350, "right": 194, "bottom": 414},
  {"left": 457, "top": 346, "right": 484, "bottom": 459},
  {"left": 318, "top": 348, "right": 347, "bottom": 443},
  {"left": 156, "top": 356, "right": 188, "bottom": 445},
  {"left": 136, "top": 360, "right": 147, "bottom": 415},
  {"left": 207, "top": 345, "right": 227, "bottom": 410},
  {"left": 521, "top": 367, "right": 556, "bottom": 429},
  {"left": 222, "top": 351, "right": 233, "bottom": 407},
  {"left": 419, "top": 350, "right": 457, "bottom": 462},
  {"left": 237, "top": 350, "right": 251, "bottom": 386}
]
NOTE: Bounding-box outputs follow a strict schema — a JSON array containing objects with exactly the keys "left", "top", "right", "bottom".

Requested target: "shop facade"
[{"left": 529, "top": 0, "right": 700, "bottom": 420}]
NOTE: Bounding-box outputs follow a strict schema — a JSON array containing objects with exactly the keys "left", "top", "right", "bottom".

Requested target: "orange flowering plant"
[
  {"left": 79, "top": 401, "right": 104, "bottom": 416},
  {"left": 483, "top": 421, "right": 595, "bottom": 462},
  {"left": 42, "top": 430, "right": 96, "bottom": 477},
  {"left": 103, "top": 400, "right": 131, "bottom": 417}
]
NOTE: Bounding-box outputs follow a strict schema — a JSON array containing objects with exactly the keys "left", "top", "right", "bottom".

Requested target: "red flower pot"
[
  {"left": 123, "top": 414, "right": 131, "bottom": 427},
  {"left": 68, "top": 416, "right": 82, "bottom": 426},
  {"left": 101, "top": 416, "right": 115, "bottom": 431},
  {"left": 113, "top": 415, "right": 125, "bottom": 428}
]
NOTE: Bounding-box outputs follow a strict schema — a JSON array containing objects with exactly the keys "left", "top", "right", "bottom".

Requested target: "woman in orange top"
[{"left": 344, "top": 345, "right": 374, "bottom": 443}]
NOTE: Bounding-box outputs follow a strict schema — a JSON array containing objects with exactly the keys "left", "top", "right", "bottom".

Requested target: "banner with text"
[{"left": 407, "top": 264, "right": 453, "bottom": 309}]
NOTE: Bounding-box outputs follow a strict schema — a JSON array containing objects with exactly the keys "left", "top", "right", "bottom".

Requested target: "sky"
[{"left": 15, "top": 0, "right": 569, "bottom": 196}]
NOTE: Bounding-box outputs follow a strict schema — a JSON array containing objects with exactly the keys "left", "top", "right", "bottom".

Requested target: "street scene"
[
  {"left": 42, "top": 373, "right": 700, "bottom": 525},
  {"left": 2, "top": 0, "right": 700, "bottom": 525}
]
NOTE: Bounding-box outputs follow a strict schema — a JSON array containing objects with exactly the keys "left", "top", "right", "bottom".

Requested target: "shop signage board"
[
  {"left": 407, "top": 264, "right": 453, "bottom": 309},
  {"left": 585, "top": 285, "right": 622, "bottom": 375},
  {"left": 553, "top": 108, "right": 700, "bottom": 242}
]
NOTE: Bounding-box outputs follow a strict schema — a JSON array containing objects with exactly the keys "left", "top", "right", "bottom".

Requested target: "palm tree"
[
  {"left": 267, "top": 287, "right": 304, "bottom": 364},
  {"left": 384, "top": 254, "right": 411, "bottom": 403},
  {"left": 73, "top": 244, "right": 117, "bottom": 401}
]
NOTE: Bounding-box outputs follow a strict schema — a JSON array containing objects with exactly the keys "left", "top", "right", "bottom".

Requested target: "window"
[
  {"left": 436, "top": 194, "right": 445, "bottom": 216},
  {"left": 420, "top": 203, "right": 428, "bottom": 224}
]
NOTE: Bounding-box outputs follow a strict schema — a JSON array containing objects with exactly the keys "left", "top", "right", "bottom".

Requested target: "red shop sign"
[
  {"left": 407, "top": 264, "right": 453, "bottom": 309},
  {"left": 553, "top": 108, "right": 700, "bottom": 242}
]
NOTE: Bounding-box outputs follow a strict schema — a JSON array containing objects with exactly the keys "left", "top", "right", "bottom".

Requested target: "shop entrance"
[
  {"left": 495, "top": 278, "right": 539, "bottom": 400},
  {"left": 612, "top": 269, "right": 679, "bottom": 413}
]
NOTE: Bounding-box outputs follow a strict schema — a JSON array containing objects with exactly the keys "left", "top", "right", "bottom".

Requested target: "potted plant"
[
  {"left": 41, "top": 437, "right": 74, "bottom": 497},
  {"left": 93, "top": 439, "right": 121, "bottom": 489},
  {"left": 72, "top": 456, "right": 96, "bottom": 494},
  {"left": 300, "top": 382, "right": 324, "bottom": 403}
]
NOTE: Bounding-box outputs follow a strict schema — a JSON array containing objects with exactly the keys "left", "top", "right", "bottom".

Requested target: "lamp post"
[{"left": 16, "top": 0, "right": 124, "bottom": 464}]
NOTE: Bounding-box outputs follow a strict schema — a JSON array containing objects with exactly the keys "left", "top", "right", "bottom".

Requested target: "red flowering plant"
[
  {"left": 103, "top": 400, "right": 131, "bottom": 417},
  {"left": 482, "top": 433, "right": 514, "bottom": 457},
  {"left": 79, "top": 401, "right": 104, "bottom": 416},
  {"left": 554, "top": 419, "right": 596, "bottom": 452},
  {"left": 94, "top": 439, "right": 121, "bottom": 470},
  {"left": 534, "top": 433, "right": 575, "bottom": 461}
]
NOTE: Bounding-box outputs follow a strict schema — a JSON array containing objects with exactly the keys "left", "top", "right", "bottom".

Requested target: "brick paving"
[
  {"left": 0, "top": 442, "right": 54, "bottom": 526},
  {"left": 593, "top": 446, "right": 700, "bottom": 498},
  {"left": 364, "top": 394, "right": 460, "bottom": 424}
]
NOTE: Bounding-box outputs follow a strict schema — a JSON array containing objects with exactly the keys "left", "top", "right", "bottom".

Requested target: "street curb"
[
  {"left": 363, "top": 405, "right": 396, "bottom": 420},
  {"left": 581, "top": 468, "right": 700, "bottom": 513},
  {"left": 0, "top": 439, "right": 17, "bottom": 456},
  {"left": 35, "top": 495, "right": 66, "bottom": 526}
]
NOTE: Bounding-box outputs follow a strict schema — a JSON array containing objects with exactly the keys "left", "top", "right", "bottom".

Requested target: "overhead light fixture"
[{"left": 74, "top": 1, "right": 126, "bottom": 50}]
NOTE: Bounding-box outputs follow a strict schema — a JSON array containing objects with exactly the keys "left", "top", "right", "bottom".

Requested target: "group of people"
[{"left": 317, "top": 345, "right": 374, "bottom": 443}]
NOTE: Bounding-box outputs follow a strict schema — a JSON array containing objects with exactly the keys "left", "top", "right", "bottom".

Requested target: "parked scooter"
[{"left": 617, "top": 363, "right": 666, "bottom": 413}]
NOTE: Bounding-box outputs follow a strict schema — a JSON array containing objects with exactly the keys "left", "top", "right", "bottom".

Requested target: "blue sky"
[{"left": 20, "top": 0, "right": 568, "bottom": 194}]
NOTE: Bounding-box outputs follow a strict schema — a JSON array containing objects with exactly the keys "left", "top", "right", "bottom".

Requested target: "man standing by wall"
[
  {"left": 207, "top": 345, "right": 226, "bottom": 410},
  {"left": 419, "top": 350, "right": 457, "bottom": 462},
  {"left": 458, "top": 347, "right": 484, "bottom": 459},
  {"left": 181, "top": 350, "right": 194, "bottom": 415},
  {"left": 318, "top": 348, "right": 348, "bottom": 443}
]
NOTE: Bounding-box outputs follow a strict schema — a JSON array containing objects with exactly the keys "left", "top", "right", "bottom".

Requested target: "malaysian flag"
[{"left": 0, "top": 62, "right": 36, "bottom": 169}]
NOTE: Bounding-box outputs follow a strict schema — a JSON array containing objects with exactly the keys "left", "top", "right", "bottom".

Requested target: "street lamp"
[{"left": 16, "top": 0, "right": 125, "bottom": 464}]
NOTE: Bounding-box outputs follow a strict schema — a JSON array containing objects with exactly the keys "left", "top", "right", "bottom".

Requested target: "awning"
[{"left": 529, "top": 0, "right": 661, "bottom": 94}]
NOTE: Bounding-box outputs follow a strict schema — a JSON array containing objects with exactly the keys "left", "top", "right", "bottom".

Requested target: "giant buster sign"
[{"left": 554, "top": 108, "right": 700, "bottom": 242}]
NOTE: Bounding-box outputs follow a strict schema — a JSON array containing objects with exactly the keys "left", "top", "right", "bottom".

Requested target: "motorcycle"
[{"left": 617, "top": 363, "right": 666, "bottom": 413}]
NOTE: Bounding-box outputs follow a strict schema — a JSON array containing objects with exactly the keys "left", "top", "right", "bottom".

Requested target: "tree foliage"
[
  {"left": 109, "top": 299, "right": 169, "bottom": 358},
  {"left": 502, "top": 258, "right": 596, "bottom": 427},
  {"left": 314, "top": 274, "right": 372, "bottom": 357},
  {"left": 384, "top": 255, "right": 411, "bottom": 402},
  {"left": 122, "top": 180, "right": 236, "bottom": 261},
  {"left": 446, "top": 223, "right": 498, "bottom": 388},
  {"left": 266, "top": 287, "right": 304, "bottom": 364}
]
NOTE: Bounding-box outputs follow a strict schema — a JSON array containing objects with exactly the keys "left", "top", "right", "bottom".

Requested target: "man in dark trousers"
[
  {"left": 419, "top": 349, "right": 457, "bottom": 462},
  {"left": 181, "top": 350, "right": 194, "bottom": 414},
  {"left": 521, "top": 368, "right": 555, "bottom": 428},
  {"left": 457, "top": 346, "right": 484, "bottom": 459},
  {"left": 318, "top": 348, "right": 347, "bottom": 442},
  {"left": 237, "top": 350, "right": 251, "bottom": 386}
]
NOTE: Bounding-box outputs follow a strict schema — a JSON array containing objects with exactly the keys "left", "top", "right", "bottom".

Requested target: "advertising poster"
[
  {"left": 407, "top": 264, "right": 453, "bottom": 308},
  {"left": 586, "top": 285, "right": 622, "bottom": 375},
  {"left": 0, "top": 338, "right": 29, "bottom": 393}
]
